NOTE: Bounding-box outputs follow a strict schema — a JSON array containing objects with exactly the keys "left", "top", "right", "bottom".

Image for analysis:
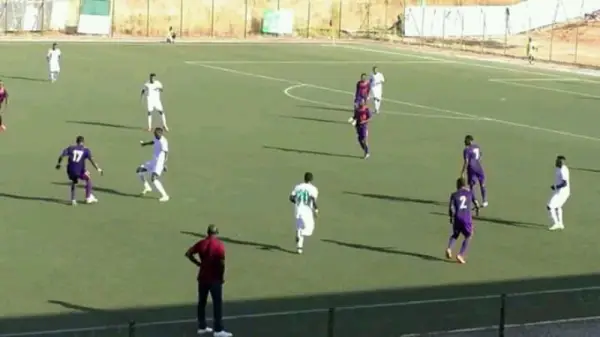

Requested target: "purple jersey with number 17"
[
  {"left": 463, "top": 144, "right": 485, "bottom": 185},
  {"left": 62, "top": 145, "right": 91, "bottom": 178},
  {"left": 449, "top": 189, "right": 474, "bottom": 235}
]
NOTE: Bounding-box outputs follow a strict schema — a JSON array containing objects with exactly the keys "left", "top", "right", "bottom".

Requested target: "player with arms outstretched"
[
  {"left": 548, "top": 155, "right": 570, "bottom": 231},
  {"left": 369, "top": 66, "right": 385, "bottom": 113},
  {"left": 0, "top": 80, "right": 8, "bottom": 131},
  {"left": 137, "top": 127, "right": 170, "bottom": 202},
  {"left": 446, "top": 177, "right": 478, "bottom": 264},
  {"left": 348, "top": 73, "right": 370, "bottom": 123},
  {"left": 350, "top": 99, "right": 371, "bottom": 159},
  {"left": 47, "top": 43, "right": 61, "bottom": 83},
  {"left": 289, "top": 172, "right": 319, "bottom": 254},
  {"left": 141, "top": 73, "right": 169, "bottom": 132},
  {"left": 55, "top": 136, "right": 103, "bottom": 205},
  {"left": 461, "top": 135, "right": 487, "bottom": 208}
]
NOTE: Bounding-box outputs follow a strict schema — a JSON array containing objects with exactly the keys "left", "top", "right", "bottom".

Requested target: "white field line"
[
  {"left": 185, "top": 60, "right": 447, "bottom": 64},
  {"left": 187, "top": 62, "right": 600, "bottom": 142},
  {"left": 489, "top": 79, "right": 600, "bottom": 99},
  {"left": 488, "top": 77, "right": 582, "bottom": 82},
  {"left": 335, "top": 44, "right": 600, "bottom": 84},
  {"left": 5, "top": 285, "right": 600, "bottom": 337},
  {"left": 283, "top": 84, "right": 479, "bottom": 121},
  {"left": 399, "top": 315, "right": 600, "bottom": 337}
]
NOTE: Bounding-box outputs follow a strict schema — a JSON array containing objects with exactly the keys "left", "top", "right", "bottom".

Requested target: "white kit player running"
[
  {"left": 548, "top": 155, "right": 570, "bottom": 231},
  {"left": 137, "top": 127, "right": 170, "bottom": 202},
  {"left": 47, "top": 43, "right": 61, "bottom": 83},
  {"left": 141, "top": 73, "right": 169, "bottom": 132},
  {"left": 369, "top": 66, "right": 385, "bottom": 113},
  {"left": 289, "top": 172, "right": 319, "bottom": 254}
]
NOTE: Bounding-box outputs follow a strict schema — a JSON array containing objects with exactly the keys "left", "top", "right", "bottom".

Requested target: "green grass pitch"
[{"left": 2, "top": 41, "right": 600, "bottom": 337}]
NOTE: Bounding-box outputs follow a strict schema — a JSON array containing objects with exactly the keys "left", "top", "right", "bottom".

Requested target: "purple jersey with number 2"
[
  {"left": 449, "top": 188, "right": 474, "bottom": 237},
  {"left": 62, "top": 145, "right": 91, "bottom": 182},
  {"left": 463, "top": 144, "right": 485, "bottom": 185}
]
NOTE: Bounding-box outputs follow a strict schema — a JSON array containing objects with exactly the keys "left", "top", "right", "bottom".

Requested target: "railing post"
[
  {"left": 327, "top": 307, "right": 335, "bottom": 337},
  {"left": 110, "top": 0, "right": 116, "bottom": 37},
  {"left": 210, "top": 0, "right": 215, "bottom": 37},
  {"left": 40, "top": 0, "right": 45, "bottom": 34},
  {"left": 499, "top": 294, "right": 506, "bottom": 337},
  {"left": 3, "top": 0, "right": 7, "bottom": 35},
  {"left": 337, "top": 0, "right": 342, "bottom": 39},
  {"left": 128, "top": 321, "right": 136, "bottom": 337},
  {"left": 306, "top": 0, "right": 310, "bottom": 38},
  {"left": 243, "top": 0, "right": 248, "bottom": 38},
  {"left": 145, "top": 0, "right": 149, "bottom": 36},
  {"left": 179, "top": 0, "right": 183, "bottom": 37}
]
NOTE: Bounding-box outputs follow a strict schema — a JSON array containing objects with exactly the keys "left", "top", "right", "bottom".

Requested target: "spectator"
[{"left": 185, "top": 224, "right": 232, "bottom": 337}]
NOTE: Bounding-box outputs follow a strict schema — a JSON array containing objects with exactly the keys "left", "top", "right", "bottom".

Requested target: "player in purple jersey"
[
  {"left": 460, "top": 135, "right": 487, "bottom": 208},
  {"left": 0, "top": 80, "right": 9, "bottom": 131},
  {"left": 446, "top": 178, "right": 478, "bottom": 264},
  {"left": 352, "top": 99, "right": 371, "bottom": 159},
  {"left": 55, "top": 136, "right": 103, "bottom": 205},
  {"left": 348, "top": 73, "right": 371, "bottom": 123}
]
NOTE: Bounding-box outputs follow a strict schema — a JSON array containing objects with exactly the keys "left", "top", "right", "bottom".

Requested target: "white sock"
[
  {"left": 556, "top": 208, "right": 564, "bottom": 225},
  {"left": 153, "top": 179, "right": 168, "bottom": 197},
  {"left": 549, "top": 208, "right": 559, "bottom": 225},
  {"left": 375, "top": 99, "right": 381, "bottom": 112},
  {"left": 296, "top": 230, "right": 304, "bottom": 249},
  {"left": 160, "top": 112, "right": 168, "bottom": 128},
  {"left": 147, "top": 115, "right": 152, "bottom": 130},
  {"left": 139, "top": 172, "right": 151, "bottom": 189}
]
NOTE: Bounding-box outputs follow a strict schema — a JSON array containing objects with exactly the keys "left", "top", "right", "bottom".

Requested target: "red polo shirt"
[{"left": 189, "top": 235, "right": 225, "bottom": 284}]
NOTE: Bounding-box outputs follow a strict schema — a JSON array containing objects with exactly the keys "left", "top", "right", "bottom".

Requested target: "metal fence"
[{"left": 0, "top": 0, "right": 599, "bottom": 68}]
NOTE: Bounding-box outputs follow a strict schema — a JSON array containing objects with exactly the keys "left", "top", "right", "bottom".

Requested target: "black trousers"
[{"left": 197, "top": 282, "right": 224, "bottom": 331}]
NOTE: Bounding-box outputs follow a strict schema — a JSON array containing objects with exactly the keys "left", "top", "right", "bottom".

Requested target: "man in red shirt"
[{"left": 185, "top": 225, "right": 232, "bottom": 337}]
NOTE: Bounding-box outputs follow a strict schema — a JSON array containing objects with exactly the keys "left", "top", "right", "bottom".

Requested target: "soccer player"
[
  {"left": 47, "top": 43, "right": 61, "bottom": 83},
  {"left": 369, "top": 66, "right": 385, "bottom": 113},
  {"left": 348, "top": 73, "right": 370, "bottom": 123},
  {"left": 548, "top": 155, "right": 570, "bottom": 231},
  {"left": 137, "top": 127, "right": 170, "bottom": 202},
  {"left": 0, "top": 80, "right": 8, "bottom": 131},
  {"left": 166, "top": 26, "right": 176, "bottom": 43},
  {"left": 289, "top": 172, "right": 319, "bottom": 254},
  {"left": 141, "top": 73, "right": 169, "bottom": 132},
  {"left": 446, "top": 177, "right": 478, "bottom": 264},
  {"left": 55, "top": 136, "right": 103, "bottom": 205},
  {"left": 526, "top": 37, "right": 537, "bottom": 65},
  {"left": 461, "top": 135, "right": 487, "bottom": 208},
  {"left": 352, "top": 99, "right": 371, "bottom": 159}
]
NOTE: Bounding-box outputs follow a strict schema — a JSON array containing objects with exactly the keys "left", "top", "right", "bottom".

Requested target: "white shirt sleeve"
[
  {"left": 311, "top": 186, "right": 319, "bottom": 200},
  {"left": 379, "top": 73, "right": 385, "bottom": 83},
  {"left": 561, "top": 167, "right": 570, "bottom": 184},
  {"left": 161, "top": 138, "right": 169, "bottom": 152}
]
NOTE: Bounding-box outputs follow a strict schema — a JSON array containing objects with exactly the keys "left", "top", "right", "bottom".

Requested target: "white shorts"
[
  {"left": 142, "top": 157, "right": 166, "bottom": 176},
  {"left": 49, "top": 63, "right": 60, "bottom": 72},
  {"left": 295, "top": 213, "right": 315, "bottom": 236},
  {"left": 370, "top": 89, "right": 382, "bottom": 100},
  {"left": 147, "top": 99, "right": 164, "bottom": 113},
  {"left": 548, "top": 190, "right": 570, "bottom": 208}
]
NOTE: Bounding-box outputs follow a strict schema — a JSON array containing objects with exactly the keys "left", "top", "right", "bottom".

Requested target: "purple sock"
[
  {"left": 84, "top": 179, "right": 92, "bottom": 198},
  {"left": 70, "top": 183, "right": 76, "bottom": 201},
  {"left": 459, "top": 237, "right": 470, "bottom": 255},
  {"left": 447, "top": 236, "right": 456, "bottom": 249},
  {"left": 480, "top": 185, "right": 487, "bottom": 202},
  {"left": 363, "top": 143, "right": 369, "bottom": 154},
  {"left": 358, "top": 140, "right": 366, "bottom": 152}
]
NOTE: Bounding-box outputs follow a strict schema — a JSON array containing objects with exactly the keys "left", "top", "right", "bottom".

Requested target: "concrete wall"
[{"left": 109, "top": 0, "right": 519, "bottom": 37}]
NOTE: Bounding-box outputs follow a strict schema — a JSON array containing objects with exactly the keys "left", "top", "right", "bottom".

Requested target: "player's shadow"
[
  {"left": 297, "top": 104, "right": 351, "bottom": 113},
  {"left": 181, "top": 231, "right": 297, "bottom": 254},
  {"left": 571, "top": 167, "right": 600, "bottom": 174},
  {"left": 322, "top": 239, "right": 451, "bottom": 263},
  {"left": 264, "top": 146, "right": 362, "bottom": 159},
  {"left": 51, "top": 182, "right": 144, "bottom": 199},
  {"left": 281, "top": 115, "right": 348, "bottom": 125},
  {"left": 430, "top": 211, "right": 546, "bottom": 229},
  {"left": 344, "top": 191, "right": 444, "bottom": 206},
  {"left": 66, "top": 120, "right": 140, "bottom": 130},
  {"left": 0, "top": 192, "right": 66, "bottom": 204},
  {"left": 0, "top": 74, "right": 47, "bottom": 82}
]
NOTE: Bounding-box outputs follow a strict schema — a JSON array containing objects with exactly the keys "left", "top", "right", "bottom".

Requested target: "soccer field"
[{"left": 2, "top": 41, "right": 600, "bottom": 337}]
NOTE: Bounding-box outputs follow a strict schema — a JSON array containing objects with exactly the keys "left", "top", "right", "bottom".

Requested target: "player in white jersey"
[
  {"left": 526, "top": 37, "right": 537, "bottom": 65},
  {"left": 289, "top": 172, "right": 319, "bottom": 254},
  {"left": 137, "top": 127, "right": 170, "bottom": 202},
  {"left": 548, "top": 155, "right": 570, "bottom": 231},
  {"left": 47, "top": 43, "right": 61, "bottom": 83},
  {"left": 141, "top": 73, "right": 169, "bottom": 132},
  {"left": 369, "top": 66, "right": 385, "bottom": 113}
]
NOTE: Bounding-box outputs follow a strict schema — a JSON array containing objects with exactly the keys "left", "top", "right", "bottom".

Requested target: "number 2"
[
  {"left": 72, "top": 150, "right": 84, "bottom": 163},
  {"left": 472, "top": 148, "right": 480, "bottom": 160},
  {"left": 459, "top": 195, "right": 468, "bottom": 209}
]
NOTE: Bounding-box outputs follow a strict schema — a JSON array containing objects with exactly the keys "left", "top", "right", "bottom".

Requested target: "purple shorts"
[
  {"left": 356, "top": 125, "right": 367, "bottom": 141},
  {"left": 67, "top": 171, "right": 90, "bottom": 183},
  {"left": 467, "top": 169, "right": 485, "bottom": 186},
  {"left": 453, "top": 217, "right": 473, "bottom": 237}
]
